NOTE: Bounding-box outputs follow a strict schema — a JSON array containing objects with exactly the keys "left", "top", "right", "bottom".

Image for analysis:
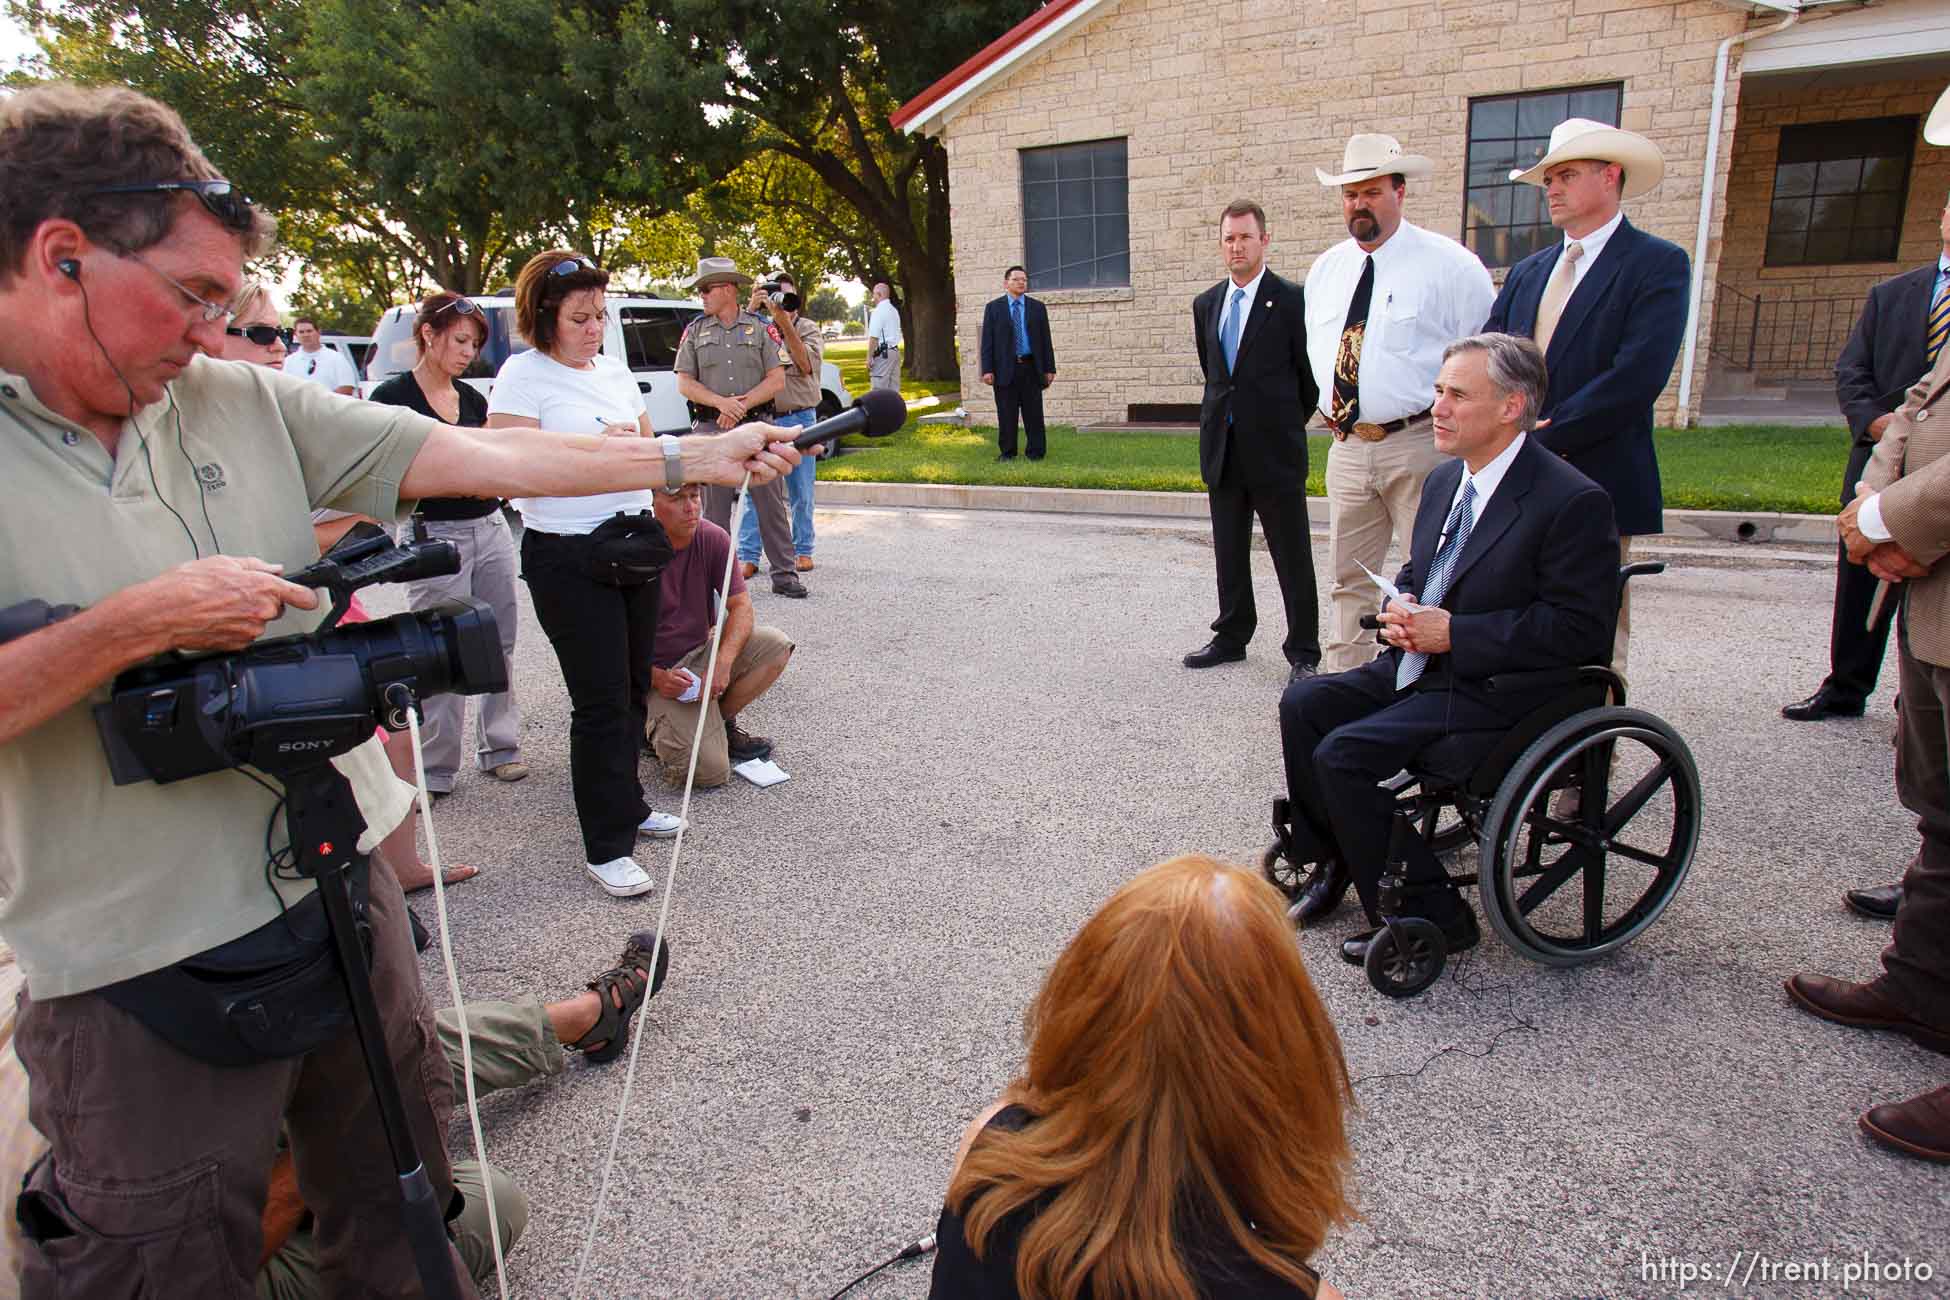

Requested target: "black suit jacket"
[
  {"left": 1837, "top": 264, "right": 1936, "bottom": 451},
  {"left": 1390, "top": 435, "right": 1620, "bottom": 721},
  {"left": 1192, "top": 270, "right": 1317, "bottom": 491},
  {"left": 979, "top": 294, "right": 1056, "bottom": 387},
  {"left": 1483, "top": 218, "right": 1688, "bottom": 537}
]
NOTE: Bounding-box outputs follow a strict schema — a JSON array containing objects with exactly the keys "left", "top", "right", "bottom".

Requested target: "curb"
[{"left": 814, "top": 481, "right": 1836, "bottom": 545}]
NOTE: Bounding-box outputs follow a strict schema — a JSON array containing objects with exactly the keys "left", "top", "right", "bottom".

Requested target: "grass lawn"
[
  {"left": 822, "top": 421, "right": 1853, "bottom": 515},
  {"left": 824, "top": 338, "right": 961, "bottom": 407}
]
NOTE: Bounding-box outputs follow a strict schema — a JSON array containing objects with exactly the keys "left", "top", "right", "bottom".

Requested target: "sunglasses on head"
[
  {"left": 549, "top": 256, "right": 600, "bottom": 278},
  {"left": 432, "top": 297, "right": 483, "bottom": 317},
  {"left": 226, "top": 323, "right": 284, "bottom": 346},
  {"left": 86, "top": 179, "right": 257, "bottom": 232}
]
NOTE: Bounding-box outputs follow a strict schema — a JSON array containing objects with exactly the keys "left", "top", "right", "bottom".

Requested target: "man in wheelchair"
[{"left": 1277, "top": 333, "right": 1619, "bottom": 968}]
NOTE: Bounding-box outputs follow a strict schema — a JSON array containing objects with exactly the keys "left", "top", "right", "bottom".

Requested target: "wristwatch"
[{"left": 658, "top": 434, "right": 684, "bottom": 490}]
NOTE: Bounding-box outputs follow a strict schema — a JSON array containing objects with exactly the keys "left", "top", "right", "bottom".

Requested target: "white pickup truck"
[{"left": 362, "top": 295, "right": 851, "bottom": 434}]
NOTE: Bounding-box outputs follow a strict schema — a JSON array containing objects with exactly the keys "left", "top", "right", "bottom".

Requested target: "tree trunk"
[{"left": 899, "top": 259, "right": 957, "bottom": 382}]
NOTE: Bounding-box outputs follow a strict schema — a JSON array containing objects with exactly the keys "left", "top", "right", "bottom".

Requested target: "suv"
[
  {"left": 320, "top": 333, "right": 374, "bottom": 379},
  {"left": 363, "top": 295, "right": 852, "bottom": 434}
]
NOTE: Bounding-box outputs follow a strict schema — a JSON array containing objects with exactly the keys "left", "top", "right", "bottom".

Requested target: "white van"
[{"left": 363, "top": 295, "right": 852, "bottom": 435}]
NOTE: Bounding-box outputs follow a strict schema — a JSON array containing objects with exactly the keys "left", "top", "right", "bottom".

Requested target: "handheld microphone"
[{"left": 789, "top": 388, "right": 906, "bottom": 451}]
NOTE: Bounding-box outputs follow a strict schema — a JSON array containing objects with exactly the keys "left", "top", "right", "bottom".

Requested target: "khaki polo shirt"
[
  {"left": 775, "top": 315, "right": 826, "bottom": 414},
  {"left": 0, "top": 356, "right": 435, "bottom": 997},
  {"left": 674, "top": 310, "right": 783, "bottom": 401}
]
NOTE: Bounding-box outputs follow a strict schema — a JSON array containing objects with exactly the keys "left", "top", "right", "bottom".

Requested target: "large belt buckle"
[{"left": 1352, "top": 421, "right": 1388, "bottom": 443}]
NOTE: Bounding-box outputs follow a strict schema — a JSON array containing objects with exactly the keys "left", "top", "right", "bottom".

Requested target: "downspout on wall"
[{"left": 1673, "top": 9, "right": 1800, "bottom": 429}]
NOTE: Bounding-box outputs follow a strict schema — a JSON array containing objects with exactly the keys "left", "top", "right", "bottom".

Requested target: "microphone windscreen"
[{"left": 854, "top": 387, "right": 907, "bottom": 437}]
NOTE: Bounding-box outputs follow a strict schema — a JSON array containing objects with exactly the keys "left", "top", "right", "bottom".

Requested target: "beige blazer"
[{"left": 1864, "top": 344, "right": 1950, "bottom": 666}]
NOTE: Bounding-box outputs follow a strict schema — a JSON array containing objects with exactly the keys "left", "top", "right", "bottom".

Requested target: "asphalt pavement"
[{"left": 368, "top": 504, "right": 1946, "bottom": 1300}]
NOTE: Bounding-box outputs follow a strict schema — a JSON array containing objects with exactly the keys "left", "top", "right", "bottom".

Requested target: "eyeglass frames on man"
[
  {"left": 116, "top": 249, "right": 233, "bottom": 323},
  {"left": 85, "top": 179, "right": 257, "bottom": 232}
]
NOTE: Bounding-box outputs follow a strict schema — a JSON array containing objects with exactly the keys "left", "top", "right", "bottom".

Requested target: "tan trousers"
[
  {"left": 646, "top": 625, "right": 793, "bottom": 787},
  {"left": 1322, "top": 421, "right": 1444, "bottom": 674}
]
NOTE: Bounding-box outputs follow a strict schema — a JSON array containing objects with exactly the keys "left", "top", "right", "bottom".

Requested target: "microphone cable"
[{"left": 827, "top": 1232, "right": 938, "bottom": 1299}]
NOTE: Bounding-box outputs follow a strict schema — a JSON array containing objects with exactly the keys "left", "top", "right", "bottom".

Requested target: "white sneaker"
[
  {"left": 638, "top": 811, "right": 685, "bottom": 839},
  {"left": 585, "top": 856, "right": 655, "bottom": 898}
]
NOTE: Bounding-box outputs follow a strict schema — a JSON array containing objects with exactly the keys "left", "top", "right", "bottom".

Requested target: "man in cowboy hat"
[
  {"left": 1788, "top": 85, "right": 1950, "bottom": 1167},
  {"left": 675, "top": 256, "right": 805, "bottom": 597},
  {"left": 1484, "top": 117, "right": 1689, "bottom": 680},
  {"left": 1305, "top": 134, "right": 1494, "bottom": 681}
]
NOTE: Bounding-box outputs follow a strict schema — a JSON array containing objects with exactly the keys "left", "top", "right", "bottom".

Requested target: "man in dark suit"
[
  {"left": 1278, "top": 334, "right": 1619, "bottom": 961},
  {"left": 979, "top": 265, "right": 1057, "bottom": 461},
  {"left": 1484, "top": 119, "right": 1688, "bottom": 681},
  {"left": 1186, "top": 198, "right": 1322, "bottom": 681},
  {"left": 1785, "top": 215, "right": 1949, "bottom": 737}
]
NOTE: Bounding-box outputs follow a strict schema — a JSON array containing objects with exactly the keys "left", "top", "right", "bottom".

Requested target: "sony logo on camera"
[{"left": 277, "top": 738, "right": 339, "bottom": 754}]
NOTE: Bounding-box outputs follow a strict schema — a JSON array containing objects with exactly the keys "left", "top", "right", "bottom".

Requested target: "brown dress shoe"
[
  {"left": 740, "top": 561, "right": 758, "bottom": 580},
  {"left": 1785, "top": 974, "right": 1950, "bottom": 1055},
  {"left": 1860, "top": 1085, "right": 1950, "bottom": 1163},
  {"left": 795, "top": 555, "right": 814, "bottom": 573}
]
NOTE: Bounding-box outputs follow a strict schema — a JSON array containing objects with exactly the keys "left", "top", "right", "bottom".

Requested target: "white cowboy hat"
[
  {"left": 1927, "top": 85, "right": 1950, "bottom": 147},
  {"left": 687, "top": 256, "right": 752, "bottom": 291},
  {"left": 1316, "top": 133, "right": 1434, "bottom": 187},
  {"left": 1508, "top": 117, "right": 1665, "bottom": 199}
]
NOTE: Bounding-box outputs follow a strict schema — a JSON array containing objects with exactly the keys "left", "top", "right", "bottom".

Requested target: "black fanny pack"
[
  {"left": 587, "top": 510, "right": 673, "bottom": 586},
  {"left": 98, "top": 860, "right": 371, "bottom": 1068}
]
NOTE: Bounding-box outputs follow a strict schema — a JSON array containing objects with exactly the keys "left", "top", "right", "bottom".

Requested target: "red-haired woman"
[
  {"left": 371, "top": 291, "right": 527, "bottom": 799},
  {"left": 932, "top": 854, "right": 1354, "bottom": 1299}
]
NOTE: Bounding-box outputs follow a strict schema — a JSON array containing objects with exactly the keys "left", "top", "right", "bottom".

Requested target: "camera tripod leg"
[{"left": 314, "top": 869, "right": 469, "bottom": 1300}]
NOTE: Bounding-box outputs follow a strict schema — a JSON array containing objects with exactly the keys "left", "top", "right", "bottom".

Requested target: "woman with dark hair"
[
  {"left": 370, "top": 291, "right": 527, "bottom": 801},
  {"left": 486, "top": 251, "right": 679, "bottom": 898},
  {"left": 932, "top": 855, "right": 1354, "bottom": 1300}
]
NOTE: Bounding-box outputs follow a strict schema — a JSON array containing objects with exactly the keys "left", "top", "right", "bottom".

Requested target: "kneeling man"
[
  {"left": 647, "top": 483, "right": 794, "bottom": 787},
  {"left": 1277, "top": 334, "right": 1618, "bottom": 963}
]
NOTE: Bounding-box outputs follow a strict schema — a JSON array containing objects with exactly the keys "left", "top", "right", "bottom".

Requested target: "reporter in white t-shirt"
[
  {"left": 487, "top": 250, "right": 682, "bottom": 898},
  {"left": 280, "top": 315, "right": 358, "bottom": 393}
]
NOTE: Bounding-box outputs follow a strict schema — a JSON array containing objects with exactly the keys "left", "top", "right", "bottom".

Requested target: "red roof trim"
[{"left": 891, "top": 0, "right": 1094, "bottom": 131}]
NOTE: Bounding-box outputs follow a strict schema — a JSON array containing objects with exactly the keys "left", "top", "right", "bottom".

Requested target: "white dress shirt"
[
  {"left": 1561, "top": 208, "right": 1625, "bottom": 289},
  {"left": 1215, "top": 265, "right": 1267, "bottom": 357},
  {"left": 867, "top": 299, "right": 903, "bottom": 348},
  {"left": 1305, "top": 221, "right": 1495, "bottom": 426},
  {"left": 1446, "top": 430, "right": 1527, "bottom": 529}
]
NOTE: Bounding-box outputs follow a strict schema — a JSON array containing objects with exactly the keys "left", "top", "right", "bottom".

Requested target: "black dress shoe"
[
  {"left": 1845, "top": 883, "right": 1903, "bottom": 921},
  {"left": 1288, "top": 660, "right": 1320, "bottom": 685},
  {"left": 1289, "top": 858, "right": 1350, "bottom": 926},
  {"left": 1781, "top": 688, "right": 1866, "bottom": 721},
  {"left": 1183, "top": 639, "right": 1246, "bottom": 669},
  {"left": 1341, "top": 912, "right": 1481, "bottom": 966},
  {"left": 771, "top": 574, "right": 810, "bottom": 598},
  {"left": 996, "top": 452, "right": 1016, "bottom": 461}
]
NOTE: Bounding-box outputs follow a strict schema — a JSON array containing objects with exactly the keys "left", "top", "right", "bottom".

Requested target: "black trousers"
[
  {"left": 521, "top": 529, "right": 658, "bottom": 863},
  {"left": 1207, "top": 457, "right": 1320, "bottom": 666},
  {"left": 996, "top": 361, "right": 1046, "bottom": 458},
  {"left": 1277, "top": 657, "right": 1510, "bottom": 929},
  {"left": 1818, "top": 442, "right": 1898, "bottom": 702}
]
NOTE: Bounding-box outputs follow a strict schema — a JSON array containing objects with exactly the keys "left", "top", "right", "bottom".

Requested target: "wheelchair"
[{"left": 1262, "top": 562, "right": 1702, "bottom": 998}]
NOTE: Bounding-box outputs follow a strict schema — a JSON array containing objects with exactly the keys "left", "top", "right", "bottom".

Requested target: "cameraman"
[
  {"left": 0, "top": 84, "right": 796, "bottom": 1297},
  {"left": 743, "top": 273, "right": 825, "bottom": 572}
]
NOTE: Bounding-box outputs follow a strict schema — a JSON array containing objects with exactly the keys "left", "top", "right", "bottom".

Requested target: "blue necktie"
[
  {"left": 1011, "top": 297, "right": 1029, "bottom": 358},
  {"left": 1221, "top": 287, "right": 1245, "bottom": 371},
  {"left": 1929, "top": 273, "right": 1950, "bottom": 367},
  {"left": 1397, "top": 478, "right": 1477, "bottom": 691}
]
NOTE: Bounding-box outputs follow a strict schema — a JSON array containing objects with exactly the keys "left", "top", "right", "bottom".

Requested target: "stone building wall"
[{"left": 937, "top": 0, "right": 1752, "bottom": 429}]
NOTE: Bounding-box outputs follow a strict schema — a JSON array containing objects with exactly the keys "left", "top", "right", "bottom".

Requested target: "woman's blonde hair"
[{"left": 948, "top": 854, "right": 1354, "bottom": 1300}]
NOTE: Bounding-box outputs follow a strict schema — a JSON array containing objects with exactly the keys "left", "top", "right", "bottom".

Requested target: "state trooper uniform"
[{"left": 673, "top": 258, "right": 799, "bottom": 591}]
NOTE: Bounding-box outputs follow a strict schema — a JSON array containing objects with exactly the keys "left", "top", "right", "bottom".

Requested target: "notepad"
[{"left": 733, "top": 758, "right": 790, "bottom": 788}]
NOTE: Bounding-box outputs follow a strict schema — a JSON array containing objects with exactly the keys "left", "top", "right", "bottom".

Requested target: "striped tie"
[
  {"left": 1929, "top": 277, "right": 1950, "bottom": 367},
  {"left": 1397, "top": 479, "right": 1477, "bottom": 691}
]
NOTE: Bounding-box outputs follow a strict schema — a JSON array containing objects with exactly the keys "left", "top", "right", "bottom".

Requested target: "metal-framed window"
[
  {"left": 1464, "top": 84, "right": 1623, "bottom": 269},
  {"left": 1765, "top": 117, "right": 1915, "bottom": 267},
  {"left": 1020, "top": 138, "right": 1129, "bottom": 290}
]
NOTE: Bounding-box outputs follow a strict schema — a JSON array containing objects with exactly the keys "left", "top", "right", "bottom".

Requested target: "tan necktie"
[{"left": 1533, "top": 240, "right": 1584, "bottom": 355}]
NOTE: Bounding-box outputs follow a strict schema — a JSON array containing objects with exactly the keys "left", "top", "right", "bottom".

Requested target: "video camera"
[
  {"left": 94, "top": 524, "right": 507, "bottom": 786},
  {"left": 760, "top": 280, "right": 802, "bottom": 314}
]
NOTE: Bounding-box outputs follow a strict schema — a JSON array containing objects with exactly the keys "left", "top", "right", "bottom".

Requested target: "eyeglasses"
[
  {"left": 85, "top": 179, "right": 257, "bottom": 232},
  {"left": 118, "top": 249, "right": 233, "bottom": 323},
  {"left": 550, "top": 256, "right": 600, "bottom": 277},
  {"left": 226, "top": 323, "right": 285, "bottom": 346},
  {"left": 432, "top": 297, "right": 483, "bottom": 317}
]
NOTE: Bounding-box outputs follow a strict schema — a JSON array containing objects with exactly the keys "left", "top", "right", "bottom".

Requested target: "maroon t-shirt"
[{"left": 653, "top": 519, "right": 746, "bottom": 669}]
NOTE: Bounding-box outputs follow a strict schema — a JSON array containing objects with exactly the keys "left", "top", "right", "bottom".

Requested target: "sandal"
[{"left": 567, "top": 931, "right": 673, "bottom": 1064}]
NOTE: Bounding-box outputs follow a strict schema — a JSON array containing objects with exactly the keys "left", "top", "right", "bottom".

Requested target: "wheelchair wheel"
[
  {"left": 1479, "top": 707, "right": 1700, "bottom": 967},
  {"left": 1364, "top": 918, "right": 1448, "bottom": 998},
  {"left": 1424, "top": 801, "right": 1478, "bottom": 857},
  {"left": 1260, "top": 843, "right": 1309, "bottom": 902}
]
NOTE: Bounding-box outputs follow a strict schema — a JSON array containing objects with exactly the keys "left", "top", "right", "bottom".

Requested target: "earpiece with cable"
[{"left": 57, "top": 258, "right": 80, "bottom": 280}]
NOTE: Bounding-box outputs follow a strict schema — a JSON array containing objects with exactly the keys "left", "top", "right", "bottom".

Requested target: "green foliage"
[{"left": 805, "top": 287, "right": 849, "bottom": 321}]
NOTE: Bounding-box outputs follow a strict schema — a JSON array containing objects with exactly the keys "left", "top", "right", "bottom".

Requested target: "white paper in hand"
[
  {"left": 1357, "top": 560, "right": 1405, "bottom": 606},
  {"left": 733, "top": 758, "right": 789, "bottom": 787},
  {"left": 675, "top": 669, "right": 701, "bottom": 704}
]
